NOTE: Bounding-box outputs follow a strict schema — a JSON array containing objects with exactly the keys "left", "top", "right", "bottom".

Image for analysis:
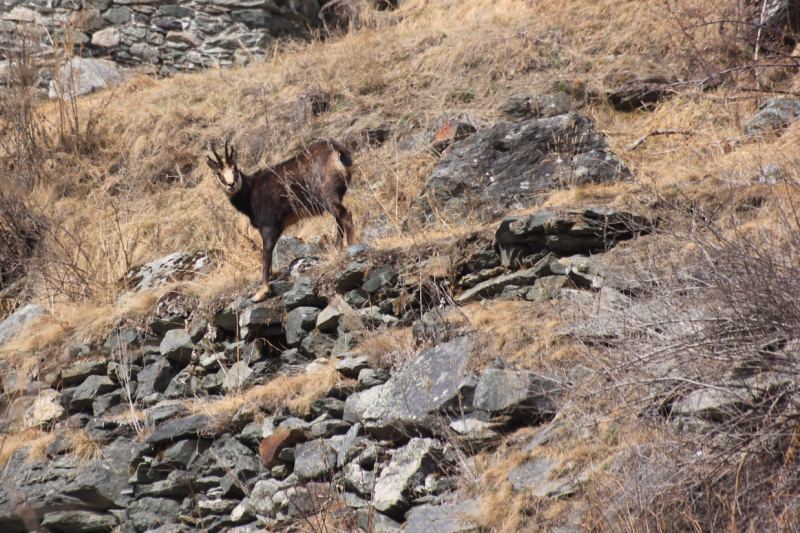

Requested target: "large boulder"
[
  {"left": 405, "top": 113, "right": 630, "bottom": 227},
  {"left": 0, "top": 304, "right": 44, "bottom": 345},
  {"left": 372, "top": 438, "right": 443, "bottom": 519},
  {"left": 362, "top": 336, "right": 477, "bottom": 432},
  {"left": 48, "top": 58, "right": 123, "bottom": 100}
]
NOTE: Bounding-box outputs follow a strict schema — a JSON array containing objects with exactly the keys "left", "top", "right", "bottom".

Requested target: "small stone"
[
  {"left": 61, "top": 359, "right": 108, "bottom": 387},
  {"left": 372, "top": 438, "right": 443, "bottom": 519},
  {"left": 91, "top": 27, "right": 120, "bottom": 48},
  {"left": 316, "top": 301, "right": 347, "bottom": 332},
  {"left": 159, "top": 329, "right": 194, "bottom": 365},
  {"left": 103, "top": 6, "right": 131, "bottom": 24},
  {"left": 335, "top": 355, "right": 372, "bottom": 378},
  {"left": 223, "top": 361, "right": 253, "bottom": 391},
  {"left": 294, "top": 439, "right": 337, "bottom": 480},
  {"left": 284, "top": 306, "right": 320, "bottom": 346},
  {"left": 26, "top": 389, "right": 66, "bottom": 427},
  {"left": 282, "top": 277, "right": 327, "bottom": 310},
  {"left": 362, "top": 265, "right": 398, "bottom": 293},
  {"left": 344, "top": 288, "right": 369, "bottom": 308},
  {"left": 358, "top": 368, "right": 390, "bottom": 388},
  {"left": 343, "top": 463, "right": 375, "bottom": 497},
  {"left": 70, "top": 375, "right": 117, "bottom": 411},
  {"left": 334, "top": 262, "right": 367, "bottom": 293}
]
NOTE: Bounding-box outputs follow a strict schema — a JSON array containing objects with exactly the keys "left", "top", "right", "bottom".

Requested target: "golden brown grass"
[{"left": 188, "top": 362, "right": 342, "bottom": 424}]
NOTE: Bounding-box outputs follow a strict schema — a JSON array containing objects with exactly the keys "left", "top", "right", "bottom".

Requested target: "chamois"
[{"left": 207, "top": 139, "right": 354, "bottom": 303}]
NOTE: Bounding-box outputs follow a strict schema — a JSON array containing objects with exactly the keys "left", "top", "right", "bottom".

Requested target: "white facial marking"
[{"left": 222, "top": 167, "right": 235, "bottom": 185}]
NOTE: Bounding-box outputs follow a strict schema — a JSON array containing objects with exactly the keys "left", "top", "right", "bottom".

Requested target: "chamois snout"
[{"left": 206, "top": 139, "right": 242, "bottom": 195}]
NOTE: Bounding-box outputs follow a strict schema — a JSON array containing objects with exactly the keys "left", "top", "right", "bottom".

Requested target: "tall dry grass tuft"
[{"left": 571, "top": 177, "right": 800, "bottom": 531}]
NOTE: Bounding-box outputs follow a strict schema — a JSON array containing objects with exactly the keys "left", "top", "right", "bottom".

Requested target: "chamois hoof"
[{"left": 250, "top": 284, "right": 270, "bottom": 303}]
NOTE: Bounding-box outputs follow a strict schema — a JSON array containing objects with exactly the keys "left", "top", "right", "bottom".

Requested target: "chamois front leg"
[
  {"left": 251, "top": 226, "right": 278, "bottom": 303},
  {"left": 331, "top": 202, "right": 354, "bottom": 248}
]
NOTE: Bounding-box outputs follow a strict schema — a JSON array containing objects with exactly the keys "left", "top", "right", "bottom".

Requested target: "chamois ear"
[{"left": 206, "top": 155, "right": 220, "bottom": 171}]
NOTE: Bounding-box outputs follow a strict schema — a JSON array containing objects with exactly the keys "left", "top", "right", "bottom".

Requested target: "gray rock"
[
  {"left": 334, "top": 262, "right": 367, "bottom": 293},
  {"left": 136, "top": 359, "right": 175, "bottom": 401},
  {"left": 406, "top": 114, "right": 630, "bottom": 227},
  {"left": 362, "top": 336, "right": 476, "bottom": 430},
  {"left": 343, "top": 463, "right": 375, "bottom": 497},
  {"left": 603, "top": 63, "right": 674, "bottom": 111},
  {"left": 25, "top": 389, "right": 66, "bottom": 427},
  {"left": 248, "top": 479, "right": 280, "bottom": 517},
  {"left": 745, "top": 97, "right": 800, "bottom": 135},
  {"left": 372, "top": 438, "right": 443, "bottom": 519},
  {"left": 336, "top": 423, "right": 362, "bottom": 468},
  {"left": 155, "top": 439, "right": 210, "bottom": 470},
  {"left": 147, "top": 402, "right": 190, "bottom": 429},
  {"left": 299, "top": 332, "right": 335, "bottom": 359},
  {"left": 362, "top": 264, "right": 398, "bottom": 293},
  {"left": 316, "top": 301, "right": 347, "bottom": 332},
  {"left": 474, "top": 368, "right": 559, "bottom": 418},
  {"left": 223, "top": 361, "right": 254, "bottom": 391},
  {"left": 41, "top": 511, "right": 117, "bottom": 532},
  {"left": 526, "top": 275, "right": 571, "bottom": 301},
  {"left": 238, "top": 304, "right": 282, "bottom": 339},
  {"left": 456, "top": 265, "right": 545, "bottom": 304},
  {"left": 71, "top": 375, "right": 117, "bottom": 411},
  {"left": 404, "top": 499, "right": 480, "bottom": 533},
  {"left": 92, "top": 390, "right": 122, "bottom": 417},
  {"left": 508, "top": 457, "right": 574, "bottom": 497},
  {"left": 294, "top": 439, "right": 337, "bottom": 480},
  {"left": 163, "top": 368, "right": 198, "bottom": 399},
  {"left": 0, "top": 304, "right": 44, "bottom": 345},
  {"left": 61, "top": 359, "right": 108, "bottom": 387},
  {"left": 500, "top": 92, "right": 572, "bottom": 119},
  {"left": 103, "top": 6, "right": 131, "bottom": 24},
  {"left": 344, "top": 288, "right": 369, "bottom": 308},
  {"left": 91, "top": 27, "right": 120, "bottom": 48},
  {"left": 147, "top": 415, "right": 214, "bottom": 445},
  {"left": 127, "top": 497, "right": 182, "bottom": 532},
  {"left": 159, "top": 329, "right": 194, "bottom": 365},
  {"left": 48, "top": 58, "right": 122, "bottom": 99},
  {"left": 496, "top": 207, "right": 651, "bottom": 260},
  {"left": 156, "top": 4, "right": 194, "bottom": 17},
  {"left": 284, "top": 306, "right": 320, "bottom": 346},
  {"left": 358, "top": 368, "right": 390, "bottom": 388},
  {"left": 205, "top": 434, "right": 261, "bottom": 481},
  {"left": 335, "top": 355, "right": 372, "bottom": 378},
  {"left": 282, "top": 276, "right": 327, "bottom": 310}
]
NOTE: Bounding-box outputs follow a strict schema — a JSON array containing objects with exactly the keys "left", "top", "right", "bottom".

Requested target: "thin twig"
[{"left": 627, "top": 129, "right": 697, "bottom": 151}]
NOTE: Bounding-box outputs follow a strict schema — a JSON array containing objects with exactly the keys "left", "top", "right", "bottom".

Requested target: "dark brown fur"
[{"left": 207, "top": 139, "right": 354, "bottom": 301}]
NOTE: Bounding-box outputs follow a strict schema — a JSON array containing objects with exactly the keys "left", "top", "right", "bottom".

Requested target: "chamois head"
[{"left": 206, "top": 139, "right": 242, "bottom": 195}]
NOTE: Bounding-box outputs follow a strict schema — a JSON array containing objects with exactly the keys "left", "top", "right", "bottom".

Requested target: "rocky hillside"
[{"left": 4, "top": 1, "right": 800, "bottom": 532}]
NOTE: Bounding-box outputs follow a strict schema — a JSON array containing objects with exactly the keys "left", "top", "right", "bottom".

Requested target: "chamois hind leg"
[
  {"left": 252, "top": 226, "right": 278, "bottom": 303},
  {"left": 331, "top": 202, "right": 354, "bottom": 248}
]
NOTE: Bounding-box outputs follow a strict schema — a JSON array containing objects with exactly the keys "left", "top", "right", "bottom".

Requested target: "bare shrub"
[
  {"left": 581, "top": 184, "right": 800, "bottom": 531},
  {"left": 0, "top": 193, "right": 44, "bottom": 313}
]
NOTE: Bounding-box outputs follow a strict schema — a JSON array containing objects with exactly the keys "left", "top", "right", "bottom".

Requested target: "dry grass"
[
  {"left": 188, "top": 362, "right": 341, "bottom": 424},
  {"left": 0, "top": 429, "right": 55, "bottom": 465},
  {"left": 1, "top": 0, "right": 770, "bottom": 309}
]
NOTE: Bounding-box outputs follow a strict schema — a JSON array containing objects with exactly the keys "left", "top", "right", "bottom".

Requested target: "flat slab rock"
[
  {"left": 404, "top": 498, "right": 481, "bottom": 533},
  {"left": 405, "top": 113, "right": 630, "bottom": 227},
  {"left": 123, "top": 251, "right": 212, "bottom": 293},
  {"left": 362, "top": 336, "right": 476, "bottom": 428}
]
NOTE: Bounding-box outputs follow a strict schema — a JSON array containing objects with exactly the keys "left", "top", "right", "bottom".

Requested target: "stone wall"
[{"left": 0, "top": 0, "right": 328, "bottom": 78}]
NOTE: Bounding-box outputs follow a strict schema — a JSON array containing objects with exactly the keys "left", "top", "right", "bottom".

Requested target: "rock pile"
[
  {"left": 0, "top": 206, "right": 651, "bottom": 532},
  {"left": 0, "top": 0, "right": 335, "bottom": 84}
]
